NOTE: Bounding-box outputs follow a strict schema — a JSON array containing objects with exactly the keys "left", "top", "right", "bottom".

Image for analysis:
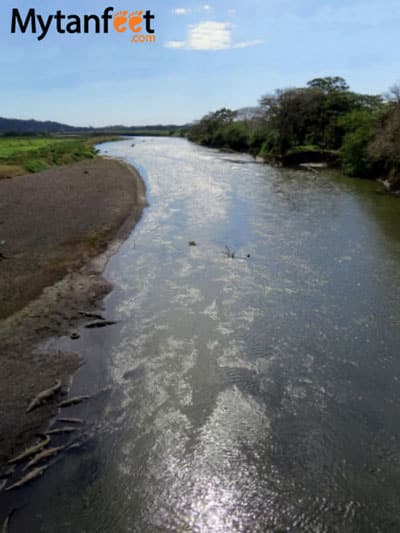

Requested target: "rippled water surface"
[{"left": 7, "top": 138, "right": 400, "bottom": 531}]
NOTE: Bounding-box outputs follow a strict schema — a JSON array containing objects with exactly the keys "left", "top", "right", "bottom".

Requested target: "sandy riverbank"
[{"left": 0, "top": 157, "right": 147, "bottom": 473}]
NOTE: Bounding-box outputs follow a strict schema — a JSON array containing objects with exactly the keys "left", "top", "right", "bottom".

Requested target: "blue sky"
[{"left": 1, "top": 0, "right": 399, "bottom": 126}]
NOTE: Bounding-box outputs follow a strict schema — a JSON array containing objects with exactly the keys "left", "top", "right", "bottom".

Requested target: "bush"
[
  {"left": 25, "top": 159, "right": 50, "bottom": 173},
  {"left": 221, "top": 122, "right": 250, "bottom": 151}
]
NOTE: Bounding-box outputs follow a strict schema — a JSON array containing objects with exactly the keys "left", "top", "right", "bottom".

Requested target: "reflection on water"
[{"left": 5, "top": 137, "right": 400, "bottom": 531}]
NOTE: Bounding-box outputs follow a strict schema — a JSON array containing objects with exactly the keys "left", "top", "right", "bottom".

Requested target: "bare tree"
[{"left": 386, "top": 83, "right": 400, "bottom": 106}]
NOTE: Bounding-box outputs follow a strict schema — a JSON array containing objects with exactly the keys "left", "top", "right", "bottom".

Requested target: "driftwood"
[
  {"left": 84, "top": 320, "right": 117, "bottom": 329},
  {"left": 298, "top": 162, "right": 328, "bottom": 174},
  {"left": 26, "top": 379, "right": 62, "bottom": 413},
  {"left": 303, "top": 164, "right": 318, "bottom": 174},
  {"left": 224, "top": 246, "right": 235, "bottom": 258}
]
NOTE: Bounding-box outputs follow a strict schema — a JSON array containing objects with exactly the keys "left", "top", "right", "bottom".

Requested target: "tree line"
[
  {"left": 186, "top": 76, "right": 400, "bottom": 189},
  {"left": 0, "top": 117, "right": 182, "bottom": 136}
]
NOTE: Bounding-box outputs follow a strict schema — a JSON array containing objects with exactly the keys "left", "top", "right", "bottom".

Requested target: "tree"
[
  {"left": 186, "top": 76, "right": 386, "bottom": 176},
  {"left": 386, "top": 83, "right": 400, "bottom": 106},
  {"left": 259, "top": 88, "right": 322, "bottom": 153},
  {"left": 368, "top": 104, "right": 400, "bottom": 177},
  {"left": 338, "top": 109, "right": 379, "bottom": 177},
  {"left": 221, "top": 122, "right": 250, "bottom": 151},
  {"left": 307, "top": 76, "right": 349, "bottom": 93},
  {"left": 259, "top": 84, "right": 350, "bottom": 153},
  {"left": 187, "top": 108, "right": 237, "bottom": 145}
]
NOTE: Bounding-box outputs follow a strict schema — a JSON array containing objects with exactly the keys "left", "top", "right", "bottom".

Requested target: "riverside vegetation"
[
  {"left": 0, "top": 134, "right": 119, "bottom": 179},
  {"left": 186, "top": 76, "right": 400, "bottom": 191}
]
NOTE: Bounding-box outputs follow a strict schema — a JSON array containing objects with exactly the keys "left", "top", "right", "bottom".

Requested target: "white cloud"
[
  {"left": 165, "top": 40, "right": 186, "bottom": 49},
  {"left": 172, "top": 8, "right": 192, "bottom": 15},
  {"left": 189, "top": 21, "right": 232, "bottom": 50},
  {"left": 232, "top": 39, "right": 264, "bottom": 49},
  {"left": 165, "top": 21, "right": 263, "bottom": 51},
  {"left": 202, "top": 4, "right": 212, "bottom": 12}
]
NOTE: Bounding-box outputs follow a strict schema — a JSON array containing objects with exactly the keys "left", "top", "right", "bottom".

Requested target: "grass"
[
  {"left": 286, "top": 145, "right": 338, "bottom": 154},
  {"left": 0, "top": 134, "right": 120, "bottom": 179}
]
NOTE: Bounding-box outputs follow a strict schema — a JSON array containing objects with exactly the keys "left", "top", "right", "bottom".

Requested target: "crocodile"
[
  {"left": 58, "top": 395, "right": 91, "bottom": 408},
  {"left": 8, "top": 436, "right": 50, "bottom": 464},
  {"left": 66, "top": 437, "right": 89, "bottom": 452},
  {"left": 46, "top": 426, "right": 78, "bottom": 435},
  {"left": 26, "top": 379, "right": 62, "bottom": 413},
  {"left": 1, "top": 514, "right": 9, "bottom": 533},
  {"left": 5, "top": 466, "right": 47, "bottom": 491},
  {"left": 23, "top": 444, "right": 67, "bottom": 471},
  {"left": 58, "top": 417, "right": 83, "bottom": 424}
]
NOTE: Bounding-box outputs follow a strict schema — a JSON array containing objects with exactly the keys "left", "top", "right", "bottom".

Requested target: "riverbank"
[
  {"left": 190, "top": 139, "right": 400, "bottom": 195},
  {"left": 0, "top": 157, "right": 147, "bottom": 473},
  {"left": 185, "top": 78, "right": 400, "bottom": 193}
]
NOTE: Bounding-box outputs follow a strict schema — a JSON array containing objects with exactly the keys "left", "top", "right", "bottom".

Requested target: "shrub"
[
  {"left": 221, "top": 122, "right": 250, "bottom": 151},
  {"left": 25, "top": 159, "right": 50, "bottom": 173}
]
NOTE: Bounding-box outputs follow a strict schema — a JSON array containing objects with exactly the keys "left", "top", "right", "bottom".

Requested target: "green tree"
[
  {"left": 307, "top": 76, "right": 349, "bottom": 93},
  {"left": 259, "top": 78, "right": 383, "bottom": 155},
  {"left": 339, "top": 109, "right": 379, "bottom": 177},
  {"left": 187, "top": 108, "right": 237, "bottom": 146},
  {"left": 221, "top": 122, "right": 250, "bottom": 151}
]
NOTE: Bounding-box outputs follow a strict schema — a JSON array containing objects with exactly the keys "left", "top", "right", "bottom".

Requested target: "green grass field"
[{"left": 0, "top": 135, "right": 119, "bottom": 179}]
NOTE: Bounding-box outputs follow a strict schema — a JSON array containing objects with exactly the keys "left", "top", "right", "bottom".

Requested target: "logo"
[
  {"left": 11, "top": 7, "right": 156, "bottom": 43},
  {"left": 113, "top": 10, "right": 155, "bottom": 43}
]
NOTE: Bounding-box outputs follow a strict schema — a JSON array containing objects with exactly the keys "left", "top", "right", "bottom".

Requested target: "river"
[{"left": 5, "top": 137, "right": 400, "bottom": 531}]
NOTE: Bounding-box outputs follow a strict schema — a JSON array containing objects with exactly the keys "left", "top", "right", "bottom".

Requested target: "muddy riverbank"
[{"left": 0, "top": 157, "right": 147, "bottom": 473}]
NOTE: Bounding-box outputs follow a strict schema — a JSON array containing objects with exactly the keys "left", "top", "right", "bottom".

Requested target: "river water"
[{"left": 5, "top": 137, "right": 400, "bottom": 531}]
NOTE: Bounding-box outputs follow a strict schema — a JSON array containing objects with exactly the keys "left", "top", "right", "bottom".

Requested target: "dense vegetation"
[
  {"left": 0, "top": 135, "right": 118, "bottom": 179},
  {"left": 186, "top": 77, "right": 400, "bottom": 190}
]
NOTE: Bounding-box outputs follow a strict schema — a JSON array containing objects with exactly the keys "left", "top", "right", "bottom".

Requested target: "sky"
[{"left": 1, "top": 0, "right": 400, "bottom": 126}]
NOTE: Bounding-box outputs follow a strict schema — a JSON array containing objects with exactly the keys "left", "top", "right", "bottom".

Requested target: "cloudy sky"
[{"left": 1, "top": 0, "right": 399, "bottom": 126}]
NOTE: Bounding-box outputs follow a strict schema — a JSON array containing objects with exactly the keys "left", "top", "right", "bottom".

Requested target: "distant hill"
[
  {"left": 0, "top": 117, "right": 79, "bottom": 134},
  {"left": 0, "top": 117, "right": 184, "bottom": 135}
]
